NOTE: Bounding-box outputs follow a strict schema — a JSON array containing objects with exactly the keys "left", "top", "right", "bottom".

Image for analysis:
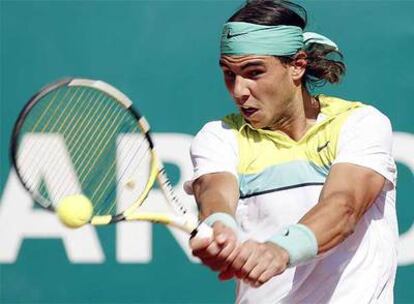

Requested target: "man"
[{"left": 185, "top": 1, "right": 398, "bottom": 303}]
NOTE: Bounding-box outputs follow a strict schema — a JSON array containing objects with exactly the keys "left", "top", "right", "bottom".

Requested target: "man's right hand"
[{"left": 190, "top": 221, "right": 239, "bottom": 273}]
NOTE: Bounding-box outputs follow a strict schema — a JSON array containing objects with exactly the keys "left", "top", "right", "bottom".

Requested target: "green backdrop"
[{"left": 1, "top": 1, "right": 413, "bottom": 303}]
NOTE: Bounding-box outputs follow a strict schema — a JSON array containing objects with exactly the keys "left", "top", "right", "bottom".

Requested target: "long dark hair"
[{"left": 228, "top": 0, "right": 345, "bottom": 89}]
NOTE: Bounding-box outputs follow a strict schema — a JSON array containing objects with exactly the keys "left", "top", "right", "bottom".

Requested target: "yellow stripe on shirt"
[{"left": 223, "top": 95, "right": 363, "bottom": 175}]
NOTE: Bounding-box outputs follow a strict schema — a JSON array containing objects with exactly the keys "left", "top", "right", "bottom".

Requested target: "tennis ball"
[{"left": 56, "top": 195, "right": 93, "bottom": 228}]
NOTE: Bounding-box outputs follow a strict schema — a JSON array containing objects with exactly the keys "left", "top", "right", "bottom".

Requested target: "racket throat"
[{"left": 157, "top": 168, "right": 188, "bottom": 217}]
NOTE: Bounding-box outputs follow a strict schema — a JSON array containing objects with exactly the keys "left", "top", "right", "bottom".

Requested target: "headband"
[{"left": 221, "top": 22, "right": 338, "bottom": 55}]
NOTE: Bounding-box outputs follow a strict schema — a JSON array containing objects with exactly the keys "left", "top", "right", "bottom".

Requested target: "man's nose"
[{"left": 233, "top": 76, "right": 249, "bottom": 105}]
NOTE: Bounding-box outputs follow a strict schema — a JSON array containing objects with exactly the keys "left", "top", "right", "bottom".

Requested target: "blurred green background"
[{"left": 1, "top": 1, "right": 413, "bottom": 303}]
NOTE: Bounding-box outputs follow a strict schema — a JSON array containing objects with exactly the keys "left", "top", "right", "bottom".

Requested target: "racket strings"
[
  {"left": 53, "top": 96, "right": 127, "bottom": 209},
  {"left": 106, "top": 133, "right": 152, "bottom": 215},
  {"left": 19, "top": 87, "right": 84, "bottom": 172},
  {"left": 54, "top": 89, "right": 91, "bottom": 133},
  {"left": 74, "top": 106, "right": 126, "bottom": 182},
  {"left": 17, "top": 87, "right": 84, "bottom": 202},
  {"left": 18, "top": 87, "right": 102, "bottom": 191},
  {"left": 55, "top": 90, "right": 100, "bottom": 141},
  {"left": 24, "top": 90, "right": 99, "bottom": 192},
  {"left": 57, "top": 98, "right": 118, "bottom": 186},
  {"left": 29, "top": 88, "right": 67, "bottom": 132},
  {"left": 69, "top": 108, "right": 132, "bottom": 210},
  {"left": 17, "top": 87, "right": 74, "bottom": 174},
  {"left": 19, "top": 87, "right": 98, "bottom": 201},
  {"left": 92, "top": 127, "right": 150, "bottom": 215},
  {"left": 41, "top": 86, "right": 84, "bottom": 133},
  {"left": 51, "top": 95, "right": 149, "bottom": 215},
  {"left": 73, "top": 111, "right": 137, "bottom": 213},
  {"left": 42, "top": 90, "right": 110, "bottom": 200},
  {"left": 16, "top": 82, "right": 154, "bottom": 217},
  {"left": 59, "top": 91, "right": 106, "bottom": 149}
]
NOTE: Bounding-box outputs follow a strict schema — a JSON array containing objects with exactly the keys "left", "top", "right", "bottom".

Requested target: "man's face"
[{"left": 220, "top": 55, "right": 298, "bottom": 130}]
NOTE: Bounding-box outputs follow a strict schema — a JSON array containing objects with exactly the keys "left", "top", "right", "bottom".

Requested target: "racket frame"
[{"left": 10, "top": 78, "right": 202, "bottom": 235}]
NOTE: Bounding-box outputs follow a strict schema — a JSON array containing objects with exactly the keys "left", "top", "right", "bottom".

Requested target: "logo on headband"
[{"left": 226, "top": 30, "right": 247, "bottom": 39}]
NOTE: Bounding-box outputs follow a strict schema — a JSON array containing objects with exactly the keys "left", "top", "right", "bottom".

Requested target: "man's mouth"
[{"left": 241, "top": 107, "right": 258, "bottom": 117}]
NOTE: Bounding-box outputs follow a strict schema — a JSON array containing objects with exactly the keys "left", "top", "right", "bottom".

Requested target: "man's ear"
[{"left": 291, "top": 51, "right": 307, "bottom": 81}]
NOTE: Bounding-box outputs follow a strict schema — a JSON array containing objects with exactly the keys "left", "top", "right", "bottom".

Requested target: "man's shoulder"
[
  {"left": 198, "top": 117, "right": 237, "bottom": 134},
  {"left": 318, "top": 94, "right": 365, "bottom": 117},
  {"left": 194, "top": 118, "right": 240, "bottom": 143},
  {"left": 342, "top": 105, "right": 393, "bottom": 132},
  {"left": 318, "top": 95, "right": 392, "bottom": 125}
]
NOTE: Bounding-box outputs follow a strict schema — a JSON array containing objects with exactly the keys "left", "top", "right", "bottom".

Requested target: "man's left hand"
[{"left": 218, "top": 240, "right": 290, "bottom": 287}]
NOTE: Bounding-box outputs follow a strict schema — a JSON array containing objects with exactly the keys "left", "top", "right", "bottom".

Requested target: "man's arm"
[
  {"left": 227, "top": 162, "right": 386, "bottom": 287},
  {"left": 189, "top": 172, "right": 241, "bottom": 272},
  {"left": 299, "top": 162, "right": 385, "bottom": 253},
  {"left": 193, "top": 172, "right": 239, "bottom": 220}
]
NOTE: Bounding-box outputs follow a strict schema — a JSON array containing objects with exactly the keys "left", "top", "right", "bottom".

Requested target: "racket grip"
[{"left": 191, "top": 222, "right": 213, "bottom": 239}]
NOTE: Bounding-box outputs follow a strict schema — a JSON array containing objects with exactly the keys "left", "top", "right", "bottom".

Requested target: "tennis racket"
[{"left": 10, "top": 78, "right": 212, "bottom": 238}]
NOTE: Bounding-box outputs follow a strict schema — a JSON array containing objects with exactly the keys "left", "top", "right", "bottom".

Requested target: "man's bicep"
[
  {"left": 193, "top": 172, "right": 239, "bottom": 219},
  {"left": 320, "top": 163, "right": 385, "bottom": 217},
  {"left": 300, "top": 163, "right": 386, "bottom": 253}
]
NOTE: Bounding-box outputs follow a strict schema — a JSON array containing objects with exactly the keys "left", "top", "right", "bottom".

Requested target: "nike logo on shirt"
[{"left": 317, "top": 141, "right": 330, "bottom": 153}]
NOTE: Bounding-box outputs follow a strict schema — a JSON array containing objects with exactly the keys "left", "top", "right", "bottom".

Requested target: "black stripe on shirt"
[{"left": 239, "top": 182, "right": 325, "bottom": 199}]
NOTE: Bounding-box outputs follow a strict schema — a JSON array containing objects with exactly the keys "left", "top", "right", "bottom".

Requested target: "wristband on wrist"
[
  {"left": 202, "top": 212, "right": 238, "bottom": 232},
  {"left": 268, "top": 224, "right": 318, "bottom": 267}
]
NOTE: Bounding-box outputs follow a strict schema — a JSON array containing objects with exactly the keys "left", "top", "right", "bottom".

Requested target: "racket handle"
[{"left": 191, "top": 222, "right": 213, "bottom": 239}]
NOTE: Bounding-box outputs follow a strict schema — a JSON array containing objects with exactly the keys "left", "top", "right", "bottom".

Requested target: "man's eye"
[{"left": 248, "top": 70, "right": 263, "bottom": 78}]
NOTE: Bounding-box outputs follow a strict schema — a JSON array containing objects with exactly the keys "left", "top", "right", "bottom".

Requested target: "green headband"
[{"left": 221, "top": 22, "right": 338, "bottom": 56}]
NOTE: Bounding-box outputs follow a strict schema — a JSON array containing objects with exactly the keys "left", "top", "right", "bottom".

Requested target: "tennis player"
[{"left": 185, "top": 0, "right": 398, "bottom": 303}]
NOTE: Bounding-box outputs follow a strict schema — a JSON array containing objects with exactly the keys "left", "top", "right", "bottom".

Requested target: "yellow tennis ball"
[{"left": 56, "top": 195, "right": 93, "bottom": 228}]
